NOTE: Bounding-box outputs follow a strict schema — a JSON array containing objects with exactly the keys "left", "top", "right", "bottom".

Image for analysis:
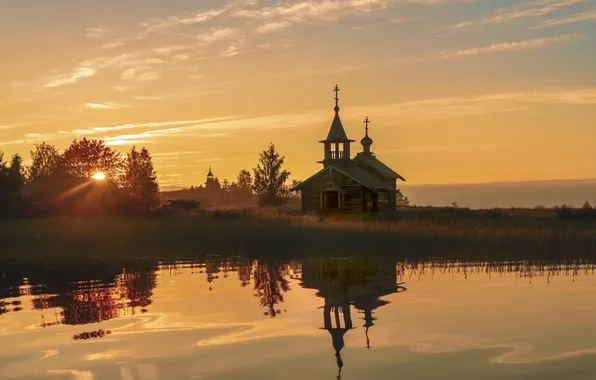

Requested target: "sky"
[{"left": 1, "top": 0, "right": 595, "bottom": 192}]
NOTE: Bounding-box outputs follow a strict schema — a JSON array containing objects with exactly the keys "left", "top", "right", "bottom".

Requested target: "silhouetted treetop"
[
  {"left": 237, "top": 169, "right": 252, "bottom": 194},
  {"left": 63, "top": 138, "right": 122, "bottom": 180},
  {"left": 121, "top": 146, "right": 159, "bottom": 208},
  {"left": 29, "top": 142, "right": 64, "bottom": 181},
  {"left": 253, "top": 144, "right": 291, "bottom": 207}
]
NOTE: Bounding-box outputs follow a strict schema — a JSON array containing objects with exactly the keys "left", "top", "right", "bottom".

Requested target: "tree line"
[
  {"left": 0, "top": 138, "right": 159, "bottom": 217},
  {"left": 0, "top": 140, "right": 297, "bottom": 217},
  {"left": 181, "top": 144, "right": 299, "bottom": 208}
]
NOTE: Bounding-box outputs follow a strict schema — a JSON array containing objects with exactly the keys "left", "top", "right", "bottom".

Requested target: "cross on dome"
[{"left": 361, "top": 116, "right": 373, "bottom": 154}]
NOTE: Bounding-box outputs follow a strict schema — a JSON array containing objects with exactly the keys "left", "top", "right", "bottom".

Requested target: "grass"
[{"left": 0, "top": 208, "right": 595, "bottom": 261}]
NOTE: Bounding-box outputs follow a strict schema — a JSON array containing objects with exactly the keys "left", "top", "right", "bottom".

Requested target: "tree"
[
  {"left": 289, "top": 180, "right": 302, "bottom": 198},
  {"left": 29, "top": 142, "right": 63, "bottom": 182},
  {"left": 7, "top": 154, "right": 26, "bottom": 193},
  {"left": 121, "top": 147, "right": 159, "bottom": 208},
  {"left": 63, "top": 138, "right": 122, "bottom": 180},
  {"left": 396, "top": 189, "right": 410, "bottom": 207},
  {"left": 0, "top": 152, "right": 26, "bottom": 216},
  {"left": 252, "top": 144, "right": 291, "bottom": 207},
  {"left": 237, "top": 169, "right": 252, "bottom": 194},
  {"left": 582, "top": 201, "right": 592, "bottom": 210},
  {"left": 0, "top": 151, "right": 8, "bottom": 195}
]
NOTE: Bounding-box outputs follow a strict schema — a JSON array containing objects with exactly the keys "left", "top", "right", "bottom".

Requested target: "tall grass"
[{"left": 0, "top": 209, "right": 595, "bottom": 260}]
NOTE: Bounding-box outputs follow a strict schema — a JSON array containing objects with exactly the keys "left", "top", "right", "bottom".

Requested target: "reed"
[{"left": 0, "top": 209, "right": 595, "bottom": 260}]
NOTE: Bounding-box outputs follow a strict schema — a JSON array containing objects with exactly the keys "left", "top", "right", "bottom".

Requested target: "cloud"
[
  {"left": 85, "top": 102, "right": 127, "bottom": 110},
  {"left": 236, "top": 0, "right": 389, "bottom": 33},
  {"left": 152, "top": 150, "right": 205, "bottom": 158},
  {"left": 349, "top": 87, "right": 596, "bottom": 122},
  {"left": 152, "top": 45, "right": 191, "bottom": 55},
  {"left": 121, "top": 67, "right": 161, "bottom": 82},
  {"left": 45, "top": 67, "right": 97, "bottom": 88},
  {"left": 351, "top": 25, "right": 373, "bottom": 31},
  {"left": 532, "top": 8, "right": 596, "bottom": 29},
  {"left": 390, "top": 16, "right": 419, "bottom": 23},
  {"left": 197, "top": 28, "right": 237, "bottom": 43},
  {"left": 171, "top": 9, "right": 228, "bottom": 25},
  {"left": 196, "top": 157, "right": 223, "bottom": 163},
  {"left": 235, "top": 0, "right": 386, "bottom": 20},
  {"left": 85, "top": 112, "right": 326, "bottom": 145},
  {"left": 437, "top": 33, "right": 585, "bottom": 59},
  {"left": 221, "top": 45, "right": 242, "bottom": 57},
  {"left": 101, "top": 41, "right": 126, "bottom": 49},
  {"left": 75, "top": 88, "right": 596, "bottom": 145},
  {"left": 4, "top": 87, "right": 595, "bottom": 149},
  {"left": 377, "top": 145, "right": 497, "bottom": 154},
  {"left": 105, "top": 139, "right": 150, "bottom": 146},
  {"left": 452, "top": 0, "right": 586, "bottom": 29},
  {"left": 256, "top": 21, "right": 292, "bottom": 34},
  {"left": 188, "top": 74, "right": 205, "bottom": 81},
  {"left": 85, "top": 28, "right": 104, "bottom": 38},
  {"left": 69, "top": 117, "right": 236, "bottom": 136},
  {"left": 43, "top": 53, "right": 136, "bottom": 88},
  {"left": 139, "top": 7, "right": 229, "bottom": 38}
]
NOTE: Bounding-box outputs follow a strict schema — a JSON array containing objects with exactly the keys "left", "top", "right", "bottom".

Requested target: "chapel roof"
[
  {"left": 291, "top": 164, "right": 402, "bottom": 193},
  {"left": 325, "top": 111, "right": 350, "bottom": 142},
  {"left": 321, "top": 85, "right": 353, "bottom": 143},
  {"left": 354, "top": 153, "right": 405, "bottom": 181}
]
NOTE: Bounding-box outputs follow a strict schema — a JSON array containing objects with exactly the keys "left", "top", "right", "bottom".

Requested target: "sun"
[{"left": 92, "top": 172, "right": 106, "bottom": 181}]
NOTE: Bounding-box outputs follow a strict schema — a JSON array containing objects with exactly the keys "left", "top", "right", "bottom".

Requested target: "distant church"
[{"left": 292, "top": 86, "right": 405, "bottom": 213}]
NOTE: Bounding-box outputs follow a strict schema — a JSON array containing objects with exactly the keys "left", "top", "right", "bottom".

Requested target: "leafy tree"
[
  {"left": 7, "top": 154, "right": 26, "bottom": 192},
  {"left": 0, "top": 151, "right": 7, "bottom": 193},
  {"left": 252, "top": 144, "right": 291, "bottom": 207},
  {"left": 396, "top": 189, "right": 410, "bottom": 207},
  {"left": 29, "top": 142, "right": 63, "bottom": 181},
  {"left": 121, "top": 147, "right": 159, "bottom": 208},
  {"left": 0, "top": 152, "right": 26, "bottom": 216},
  {"left": 63, "top": 138, "right": 122, "bottom": 180},
  {"left": 221, "top": 179, "right": 231, "bottom": 191},
  {"left": 582, "top": 201, "right": 592, "bottom": 210},
  {"left": 289, "top": 180, "right": 302, "bottom": 198},
  {"left": 237, "top": 169, "right": 252, "bottom": 194}
]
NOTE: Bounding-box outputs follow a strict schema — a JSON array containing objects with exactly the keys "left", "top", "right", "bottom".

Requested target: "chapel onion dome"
[
  {"left": 361, "top": 116, "right": 373, "bottom": 153},
  {"left": 361, "top": 134, "right": 373, "bottom": 148}
]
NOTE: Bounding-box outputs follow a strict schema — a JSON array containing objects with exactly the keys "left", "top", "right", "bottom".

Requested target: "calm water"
[{"left": 2, "top": 257, "right": 596, "bottom": 380}]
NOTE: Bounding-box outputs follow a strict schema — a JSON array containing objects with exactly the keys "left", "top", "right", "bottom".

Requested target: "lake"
[{"left": 2, "top": 257, "right": 596, "bottom": 379}]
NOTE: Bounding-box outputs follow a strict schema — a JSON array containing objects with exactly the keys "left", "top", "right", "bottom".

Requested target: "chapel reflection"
[{"left": 300, "top": 257, "right": 406, "bottom": 379}]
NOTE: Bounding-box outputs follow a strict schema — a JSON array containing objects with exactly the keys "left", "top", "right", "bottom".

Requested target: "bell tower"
[{"left": 318, "top": 85, "right": 354, "bottom": 167}]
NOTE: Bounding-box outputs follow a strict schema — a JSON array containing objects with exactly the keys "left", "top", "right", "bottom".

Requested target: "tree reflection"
[
  {"left": 253, "top": 261, "right": 291, "bottom": 317},
  {"left": 0, "top": 260, "right": 157, "bottom": 328},
  {"left": 72, "top": 328, "right": 112, "bottom": 341}
]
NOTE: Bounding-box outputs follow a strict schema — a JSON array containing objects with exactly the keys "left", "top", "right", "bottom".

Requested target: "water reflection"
[
  {"left": 300, "top": 258, "right": 406, "bottom": 378},
  {"left": 1, "top": 257, "right": 596, "bottom": 379},
  {"left": 0, "top": 260, "right": 158, "bottom": 328}
]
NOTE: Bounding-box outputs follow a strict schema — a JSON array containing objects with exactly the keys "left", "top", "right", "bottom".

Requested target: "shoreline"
[{"left": 1, "top": 209, "right": 595, "bottom": 260}]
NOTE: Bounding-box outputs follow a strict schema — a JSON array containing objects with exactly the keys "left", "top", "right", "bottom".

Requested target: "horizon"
[
  {"left": 1, "top": 0, "right": 595, "bottom": 200},
  {"left": 162, "top": 177, "right": 596, "bottom": 209}
]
